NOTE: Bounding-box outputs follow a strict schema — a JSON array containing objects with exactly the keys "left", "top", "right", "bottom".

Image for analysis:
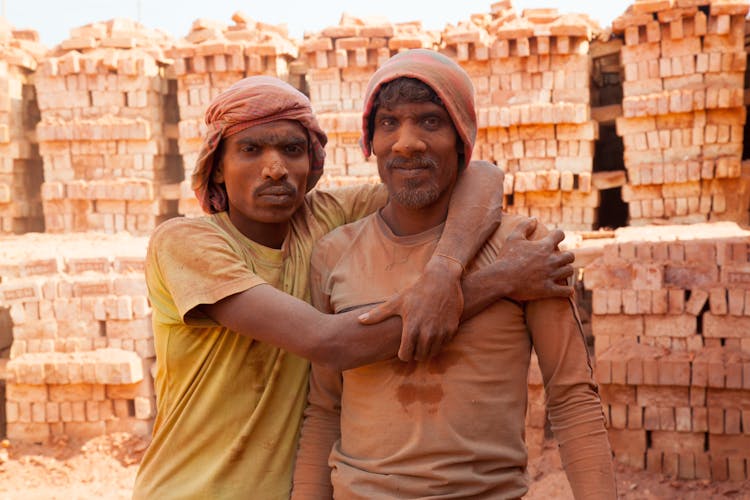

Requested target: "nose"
[
  {"left": 391, "top": 122, "right": 426, "bottom": 156},
  {"left": 261, "top": 150, "right": 289, "bottom": 181}
]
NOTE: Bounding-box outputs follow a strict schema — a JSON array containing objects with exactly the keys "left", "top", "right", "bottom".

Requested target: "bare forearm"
[
  {"left": 459, "top": 260, "right": 515, "bottom": 321},
  {"left": 202, "top": 284, "right": 402, "bottom": 371},
  {"left": 437, "top": 160, "right": 503, "bottom": 266},
  {"left": 321, "top": 310, "right": 402, "bottom": 370}
]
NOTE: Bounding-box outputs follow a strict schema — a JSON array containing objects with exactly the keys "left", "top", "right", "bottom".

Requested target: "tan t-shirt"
[
  {"left": 293, "top": 212, "right": 615, "bottom": 499},
  {"left": 133, "top": 185, "right": 386, "bottom": 500}
]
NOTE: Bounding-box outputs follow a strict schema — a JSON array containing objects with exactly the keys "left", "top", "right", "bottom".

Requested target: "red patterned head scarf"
[
  {"left": 360, "top": 49, "right": 476, "bottom": 167},
  {"left": 191, "top": 76, "right": 327, "bottom": 214}
]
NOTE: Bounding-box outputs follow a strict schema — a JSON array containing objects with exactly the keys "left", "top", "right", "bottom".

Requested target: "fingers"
[
  {"left": 544, "top": 228, "right": 565, "bottom": 248},
  {"left": 358, "top": 296, "right": 400, "bottom": 325},
  {"left": 547, "top": 282, "right": 574, "bottom": 297},
  {"left": 558, "top": 250, "right": 575, "bottom": 265},
  {"left": 414, "top": 329, "right": 435, "bottom": 362},
  {"left": 551, "top": 264, "right": 575, "bottom": 282},
  {"left": 405, "top": 322, "right": 458, "bottom": 361},
  {"left": 508, "top": 217, "right": 536, "bottom": 241},
  {"left": 428, "top": 326, "right": 456, "bottom": 359},
  {"left": 523, "top": 217, "right": 538, "bottom": 239},
  {"left": 397, "top": 325, "right": 417, "bottom": 362}
]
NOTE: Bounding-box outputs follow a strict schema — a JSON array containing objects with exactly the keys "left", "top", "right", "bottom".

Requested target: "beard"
[
  {"left": 386, "top": 156, "right": 441, "bottom": 209},
  {"left": 391, "top": 178, "right": 440, "bottom": 209}
]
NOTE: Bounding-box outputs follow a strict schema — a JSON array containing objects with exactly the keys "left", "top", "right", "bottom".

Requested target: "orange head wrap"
[
  {"left": 360, "top": 49, "right": 476, "bottom": 169},
  {"left": 191, "top": 76, "right": 327, "bottom": 213}
]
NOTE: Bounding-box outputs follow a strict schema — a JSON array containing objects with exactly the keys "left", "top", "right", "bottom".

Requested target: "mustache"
[
  {"left": 254, "top": 181, "right": 298, "bottom": 197},
  {"left": 386, "top": 156, "right": 438, "bottom": 170}
]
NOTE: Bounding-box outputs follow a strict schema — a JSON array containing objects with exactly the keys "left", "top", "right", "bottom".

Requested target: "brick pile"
[
  {"left": 0, "top": 21, "right": 46, "bottom": 234},
  {"left": 464, "top": 2, "right": 603, "bottom": 230},
  {"left": 34, "top": 18, "right": 179, "bottom": 235},
  {"left": 612, "top": 0, "right": 750, "bottom": 225},
  {"left": 0, "top": 233, "right": 154, "bottom": 441},
  {"left": 164, "top": 12, "right": 299, "bottom": 216},
  {"left": 300, "top": 14, "right": 439, "bottom": 187},
  {"left": 583, "top": 222, "right": 750, "bottom": 480}
]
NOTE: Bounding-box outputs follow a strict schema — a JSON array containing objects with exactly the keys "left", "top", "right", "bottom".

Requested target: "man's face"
[
  {"left": 372, "top": 100, "right": 459, "bottom": 210},
  {"left": 214, "top": 119, "right": 309, "bottom": 229}
]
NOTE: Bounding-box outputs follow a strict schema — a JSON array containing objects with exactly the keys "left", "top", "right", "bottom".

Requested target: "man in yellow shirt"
[{"left": 133, "top": 75, "right": 575, "bottom": 499}]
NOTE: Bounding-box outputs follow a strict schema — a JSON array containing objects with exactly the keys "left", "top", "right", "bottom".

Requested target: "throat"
[
  {"left": 380, "top": 202, "right": 448, "bottom": 237},
  {"left": 229, "top": 213, "right": 289, "bottom": 249}
]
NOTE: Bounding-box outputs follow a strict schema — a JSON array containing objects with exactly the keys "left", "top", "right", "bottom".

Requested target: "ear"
[{"left": 212, "top": 158, "right": 225, "bottom": 184}]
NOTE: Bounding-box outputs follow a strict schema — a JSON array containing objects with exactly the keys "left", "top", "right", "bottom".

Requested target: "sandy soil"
[{"left": 0, "top": 435, "right": 748, "bottom": 499}]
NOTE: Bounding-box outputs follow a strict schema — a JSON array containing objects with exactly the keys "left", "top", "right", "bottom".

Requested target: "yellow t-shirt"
[{"left": 133, "top": 185, "right": 386, "bottom": 500}]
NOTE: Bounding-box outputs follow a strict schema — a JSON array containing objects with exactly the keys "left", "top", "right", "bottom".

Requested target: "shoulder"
[
  {"left": 307, "top": 183, "right": 383, "bottom": 202},
  {"left": 311, "top": 214, "right": 378, "bottom": 272},
  {"left": 304, "top": 184, "right": 385, "bottom": 215},
  {"left": 148, "top": 215, "right": 228, "bottom": 257},
  {"left": 316, "top": 214, "right": 375, "bottom": 251},
  {"left": 150, "top": 214, "right": 218, "bottom": 236}
]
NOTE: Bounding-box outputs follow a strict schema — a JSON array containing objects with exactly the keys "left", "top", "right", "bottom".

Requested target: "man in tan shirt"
[{"left": 292, "top": 50, "right": 616, "bottom": 499}]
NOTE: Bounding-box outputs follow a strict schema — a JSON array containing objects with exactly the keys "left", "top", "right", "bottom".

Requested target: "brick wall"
[{"left": 583, "top": 222, "right": 750, "bottom": 480}]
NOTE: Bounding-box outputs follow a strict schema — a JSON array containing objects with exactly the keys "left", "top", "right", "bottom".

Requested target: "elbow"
[
  {"left": 469, "top": 159, "right": 503, "bottom": 179},
  {"left": 304, "top": 317, "right": 349, "bottom": 370},
  {"left": 312, "top": 350, "right": 345, "bottom": 371},
  {"left": 318, "top": 337, "right": 352, "bottom": 371}
]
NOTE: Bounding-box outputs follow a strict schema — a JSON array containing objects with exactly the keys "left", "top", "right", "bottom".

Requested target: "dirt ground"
[{"left": 0, "top": 434, "right": 748, "bottom": 499}]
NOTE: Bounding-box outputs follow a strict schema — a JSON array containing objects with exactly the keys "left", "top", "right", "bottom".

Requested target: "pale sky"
[{"left": 5, "top": 1, "right": 632, "bottom": 47}]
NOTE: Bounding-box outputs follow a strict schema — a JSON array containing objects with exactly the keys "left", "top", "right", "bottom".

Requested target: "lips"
[
  {"left": 387, "top": 157, "right": 437, "bottom": 171},
  {"left": 258, "top": 187, "right": 295, "bottom": 196},
  {"left": 255, "top": 184, "right": 297, "bottom": 204}
]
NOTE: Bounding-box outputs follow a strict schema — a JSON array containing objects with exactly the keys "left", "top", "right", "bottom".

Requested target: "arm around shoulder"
[{"left": 200, "top": 284, "right": 402, "bottom": 370}]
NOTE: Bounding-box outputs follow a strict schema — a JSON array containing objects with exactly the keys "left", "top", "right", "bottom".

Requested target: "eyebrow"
[{"left": 234, "top": 135, "right": 308, "bottom": 147}]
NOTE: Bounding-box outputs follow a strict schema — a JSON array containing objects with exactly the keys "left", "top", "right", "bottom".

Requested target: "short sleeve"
[
  {"left": 309, "top": 238, "right": 334, "bottom": 314},
  {"left": 306, "top": 183, "right": 387, "bottom": 233},
  {"left": 146, "top": 218, "right": 267, "bottom": 326}
]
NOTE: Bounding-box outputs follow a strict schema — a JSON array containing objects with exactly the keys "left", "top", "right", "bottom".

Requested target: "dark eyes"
[
  {"left": 377, "top": 117, "right": 396, "bottom": 129},
  {"left": 422, "top": 116, "right": 441, "bottom": 128},
  {"left": 376, "top": 116, "right": 443, "bottom": 130},
  {"left": 239, "top": 144, "right": 306, "bottom": 155},
  {"left": 284, "top": 144, "right": 306, "bottom": 155}
]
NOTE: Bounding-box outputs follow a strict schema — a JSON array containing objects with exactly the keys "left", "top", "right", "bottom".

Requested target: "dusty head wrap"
[
  {"left": 191, "top": 76, "right": 327, "bottom": 213},
  {"left": 360, "top": 49, "right": 476, "bottom": 167}
]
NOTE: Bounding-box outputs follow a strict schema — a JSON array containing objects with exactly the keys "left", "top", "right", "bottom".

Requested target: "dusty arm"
[
  {"left": 382, "top": 159, "right": 505, "bottom": 361},
  {"left": 527, "top": 295, "right": 616, "bottom": 497},
  {"left": 360, "top": 217, "right": 576, "bottom": 350},
  {"left": 200, "top": 221, "right": 574, "bottom": 372}
]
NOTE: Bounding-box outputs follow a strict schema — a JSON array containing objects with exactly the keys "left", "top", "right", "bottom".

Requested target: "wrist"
[
  {"left": 491, "top": 260, "right": 517, "bottom": 298},
  {"left": 429, "top": 253, "right": 465, "bottom": 278}
]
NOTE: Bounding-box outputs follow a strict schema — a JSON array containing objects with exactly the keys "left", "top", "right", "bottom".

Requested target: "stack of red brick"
[
  {"left": 34, "top": 18, "right": 178, "bottom": 235},
  {"left": 613, "top": 0, "right": 750, "bottom": 225},
  {"left": 0, "top": 21, "right": 45, "bottom": 234},
  {"left": 463, "top": 2, "right": 602, "bottom": 230},
  {"left": 163, "top": 12, "right": 299, "bottom": 217},
  {"left": 584, "top": 222, "right": 750, "bottom": 480},
  {"left": 0, "top": 233, "right": 154, "bottom": 441},
  {"left": 300, "top": 15, "right": 438, "bottom": 187}
]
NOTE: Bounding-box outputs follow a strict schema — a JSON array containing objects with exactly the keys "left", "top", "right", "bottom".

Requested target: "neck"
[
  {"left": 227, "top": 212, "right": 289, "bottom": 249},
  {"left": 380, "top": 194, "right": 451, "bottom": 236}
]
